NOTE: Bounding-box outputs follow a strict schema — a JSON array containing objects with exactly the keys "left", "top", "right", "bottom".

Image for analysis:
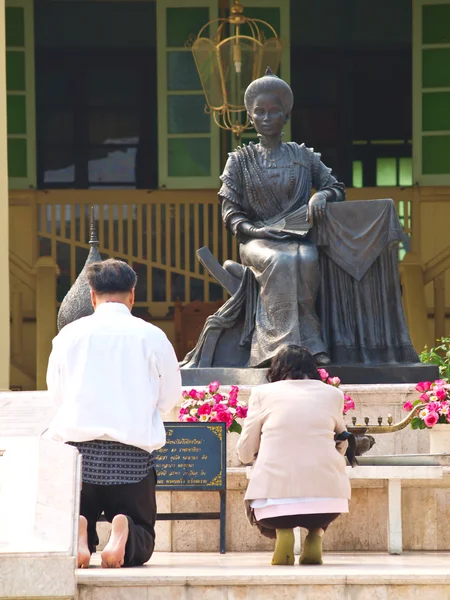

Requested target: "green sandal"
[
  {"left": 299, "top": 531, "right": 323, "bottom": 565},
  {"left": 271, "top": 528, "right": 295, "bottom": 565}
]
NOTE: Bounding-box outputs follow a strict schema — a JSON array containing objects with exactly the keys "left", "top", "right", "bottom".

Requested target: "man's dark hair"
[
  {"left": 267, "top": 345, "right": 321, "bottom": 382},
  {"left": 86, "top": 259, "right": 137, "bottom": 295}
]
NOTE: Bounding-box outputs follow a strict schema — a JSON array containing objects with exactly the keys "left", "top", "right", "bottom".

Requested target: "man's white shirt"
[{"left": 46, "top": 302, "right": 182, "bottom": 452}]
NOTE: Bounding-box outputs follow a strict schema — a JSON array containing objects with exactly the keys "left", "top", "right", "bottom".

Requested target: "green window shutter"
[
  {"left": 413, "top": 0, "right": 450, "bottom": 185},
  {"left": 5, "top": 0, "right": 36, "bottom": 189},
  {"left": 156, "top": 0, "right": 220, "bottom": 189},
  {"left": 236, "top": 0, "right": 291, "bottom": 142}
]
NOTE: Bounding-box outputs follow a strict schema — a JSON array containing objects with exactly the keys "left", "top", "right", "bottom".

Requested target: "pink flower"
[
  {"left": 328, "top": 376, "right": 341, "bottom": 387},
  {"left": 433, "top": 379, "right": 447, "bottom": 387},
  {"left": 213, "top": 393, "right": 224, "bottom": 403},
  {"left": 215, "top": 405, "right": 228, "bottom": 417},
  {"left": 229, "top": 388, "right": 238, "bottom": 402},
  {"left": 208, "top": 381, "right": 220, "bottom": 394},
  {"left": 416, "top": 381, "right": 432, "bottom": 393},
  {"left": 195, "top": 391, "right": 206, "bottom": 401},
  {"left": 424, "top": 411, "right": 439, "bottom": 428},
  {"left": 236, "top": 405, "right": 248, "bottom": 419},
  {"left": 318, "top": 368, "right": 329, "bottom": 382},
  {"left": 436, "top": 388, "right": 448, "bottom": 401},
  {"left": 182, "top": 390, "right": 190, "bottom": 399},
  {"left": 344, "top": 394, "right": 353, "bottom": 402},
  {"left": 343, "top": 399, "right": 355, "bottom": 413},
  {"left": 230, "top": 385, "right": 239, "bottom": 394},
  {"left": 185, "top": 416, "right": 199, "bottom": 422},
  {"left": 189, "top": 388, "right": 198, "bottom": 399},
  {"left": 420, "top": 393, "right": 430, "bottom": 402},
  {"left": 197, "top": 403, "right": 212, "bottom": 416},
  {"left": 228, "top": 396, "right": 238, "bottom": 407},
  {"left": 403, "top": 401, "right": 413, "bottom": 412},
  {"left": 209, "top": 416, "right": 219, "bottom": 422}
]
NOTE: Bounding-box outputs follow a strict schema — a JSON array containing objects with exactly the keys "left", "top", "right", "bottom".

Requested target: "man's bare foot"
[
  {"left": 101, "top": 514, "right": 129, "bottom": 568},
  {"left": 78, "top": 516, "right": 91, "bottom": 569}
]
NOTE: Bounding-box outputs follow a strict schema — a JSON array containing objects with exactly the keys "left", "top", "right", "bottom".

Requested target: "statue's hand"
[
  {"left": 237, "top": 222, "right": 290, "bottom": 241},
  {"left": 264, "top": 227, "right": 292, "bottom": 241},
  {"left": 309, "top": 192, "right": 327, "bottom": 223}
]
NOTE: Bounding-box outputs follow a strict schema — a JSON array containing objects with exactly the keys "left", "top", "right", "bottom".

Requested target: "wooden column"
[
  {"left": 35, "top": 257, "right": 59, "bottom": 390},
  {"left": 400, "top": 263, "right": 431, "bottom": 352},
  {"left": 0, "top": 0, "right": 10, "bottom": 390},
  {"left": 434, "top": 273, "right": 446, "bottom": 342}
]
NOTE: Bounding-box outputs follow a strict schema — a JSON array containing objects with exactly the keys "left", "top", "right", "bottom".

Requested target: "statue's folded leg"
[{"left": 239, "top": 238, "right": 327, "bottom": 366}]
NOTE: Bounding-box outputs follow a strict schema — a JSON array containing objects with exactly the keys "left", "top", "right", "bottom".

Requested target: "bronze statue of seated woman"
[{"left": 182, "top": 69, "right": 418, "bottom": 369}]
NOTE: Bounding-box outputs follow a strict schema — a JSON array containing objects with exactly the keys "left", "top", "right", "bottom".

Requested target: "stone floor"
[{"left": 77, "top": 551, "right": 450, "bottom": 599}]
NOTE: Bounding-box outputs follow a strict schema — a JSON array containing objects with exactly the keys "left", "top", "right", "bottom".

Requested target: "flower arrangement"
[
  {"left": 179, "top": 381, "right": 247, "bottom": 434},
  {"left": 404, "top": 379, "right": 450, "bottom": 429},
  {"left": 179, "top": 372, "right": 354, "bottom": 433},
  {"left": 318, "top": 369, "right": 355, "bottom": 414}
]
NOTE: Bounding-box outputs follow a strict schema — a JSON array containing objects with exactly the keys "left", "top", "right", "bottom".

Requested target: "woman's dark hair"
[
  {"left": 267, "top": 345, "right": 321, "bottom": 382},
  {"left": 86, "top": 259, "right": 137, "bottom": 294}
]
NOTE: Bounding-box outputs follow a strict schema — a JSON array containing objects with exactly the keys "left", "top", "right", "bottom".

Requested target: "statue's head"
[{"left": 244, "top": 67, "right": 293, "bottom": 137}]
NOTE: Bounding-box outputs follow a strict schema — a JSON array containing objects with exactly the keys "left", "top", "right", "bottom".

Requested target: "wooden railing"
[
  {"left": 36, "top": 190, "right": 239, "bottom": 314},
  {"left": 8, "top": 185, "right": 450, "bottom": 390},
  {"left": 33, "top": 188, "right": 414, "bottom": 316},
  {"left": 9, "top": 251, "right": 59, "bottom": 390}
]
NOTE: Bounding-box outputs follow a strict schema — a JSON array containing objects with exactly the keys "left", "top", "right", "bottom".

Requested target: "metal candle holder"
[{"left": 348, "top": 404, "right": 426, "bottom": 435}]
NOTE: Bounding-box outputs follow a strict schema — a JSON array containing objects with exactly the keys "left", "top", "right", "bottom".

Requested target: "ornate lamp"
[{"left": 191, "top": 0, "right": 282, "bottom": 137}]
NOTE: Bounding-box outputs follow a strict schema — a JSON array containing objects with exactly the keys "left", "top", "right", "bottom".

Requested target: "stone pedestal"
[{"left": 181, "top": 364, "right": 439, "bottom": 386}]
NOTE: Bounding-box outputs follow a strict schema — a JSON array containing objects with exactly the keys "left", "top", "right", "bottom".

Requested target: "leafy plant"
[{"left": 419, "top": 337, "right": 450, "bottom": 381}]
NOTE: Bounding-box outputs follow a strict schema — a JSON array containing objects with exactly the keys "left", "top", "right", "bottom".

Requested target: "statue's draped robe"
[
  {"left": 181, "top": 143, "right": 418, "bottom": 368},
  {"left": 219, "top": 142, "right": 345, "bottom": 365}
]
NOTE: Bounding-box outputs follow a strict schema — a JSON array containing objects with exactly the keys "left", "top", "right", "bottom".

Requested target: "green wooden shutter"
[
  {"left": 413, "top": 0, "right": 450, "bottom": 185},
  {"left": 236, "top": 0, "right": 291, "bottom": 145},
  {"left": 157, "top": 0, "right": 220, "bottom": 189},
  {"left": 5, "top": 0, "right": 36, "bottom": 189}
]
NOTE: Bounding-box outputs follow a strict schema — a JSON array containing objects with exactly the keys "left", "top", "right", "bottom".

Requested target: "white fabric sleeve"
[
  {"left": 46, "top": 338, "right": 63, "bottom": 407},
  {"left": 236, "top": 389, "right": 262, "bottom": 464},
  {"left": 155, "top": 337, "right": 182, "bottom": 415}
]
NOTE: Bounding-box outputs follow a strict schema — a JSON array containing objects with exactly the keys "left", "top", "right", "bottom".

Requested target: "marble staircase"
[{"left": 76, "top": 551, "right": 450, "bottom": 600}]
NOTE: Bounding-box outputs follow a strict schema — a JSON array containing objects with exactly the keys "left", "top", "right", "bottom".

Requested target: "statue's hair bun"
[{"left": 244, "top": 67, "right": 294, "bottom": 114}]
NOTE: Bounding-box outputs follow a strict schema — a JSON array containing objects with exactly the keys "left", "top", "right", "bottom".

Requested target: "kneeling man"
[{"left": 46, "top": 259, "right": 181, "bottom": 568}]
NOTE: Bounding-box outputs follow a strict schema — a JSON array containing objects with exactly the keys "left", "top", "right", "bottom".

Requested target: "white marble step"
[{"left": 77, "top": 551, "right": 450, "bottom": 600}]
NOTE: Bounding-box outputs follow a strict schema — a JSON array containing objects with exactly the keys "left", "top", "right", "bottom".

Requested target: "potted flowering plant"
[
  {"left": 404, "top": 379, "right": 450, "bottom": 453},
  {"left": 318, "top": 369, "right": 355, "bottom": 415},
  {"left": 179, "top": 381, "right": 247, "bottom": 434}
]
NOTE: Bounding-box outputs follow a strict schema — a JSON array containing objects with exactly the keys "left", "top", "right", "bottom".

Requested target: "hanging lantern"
[{"left": 190, "top": 0, "right": 282, "bottom": 137}]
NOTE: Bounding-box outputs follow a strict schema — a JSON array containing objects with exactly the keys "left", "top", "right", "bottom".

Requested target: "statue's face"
[{"left": 249, "top": 92, "right": 287, "bottom": 137}]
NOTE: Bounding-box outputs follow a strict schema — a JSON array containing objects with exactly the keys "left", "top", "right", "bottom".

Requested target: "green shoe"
[
  {"left": 300, "top": 531, "right": 323, "bottom": 565},
  {"left": 271, "top": 529, "right": 295, "bottom": 566}
]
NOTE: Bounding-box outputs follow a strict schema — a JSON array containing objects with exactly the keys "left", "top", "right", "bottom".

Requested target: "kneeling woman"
[{"left": 237, "top": 345, "right": 351, "bottom": 565}]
